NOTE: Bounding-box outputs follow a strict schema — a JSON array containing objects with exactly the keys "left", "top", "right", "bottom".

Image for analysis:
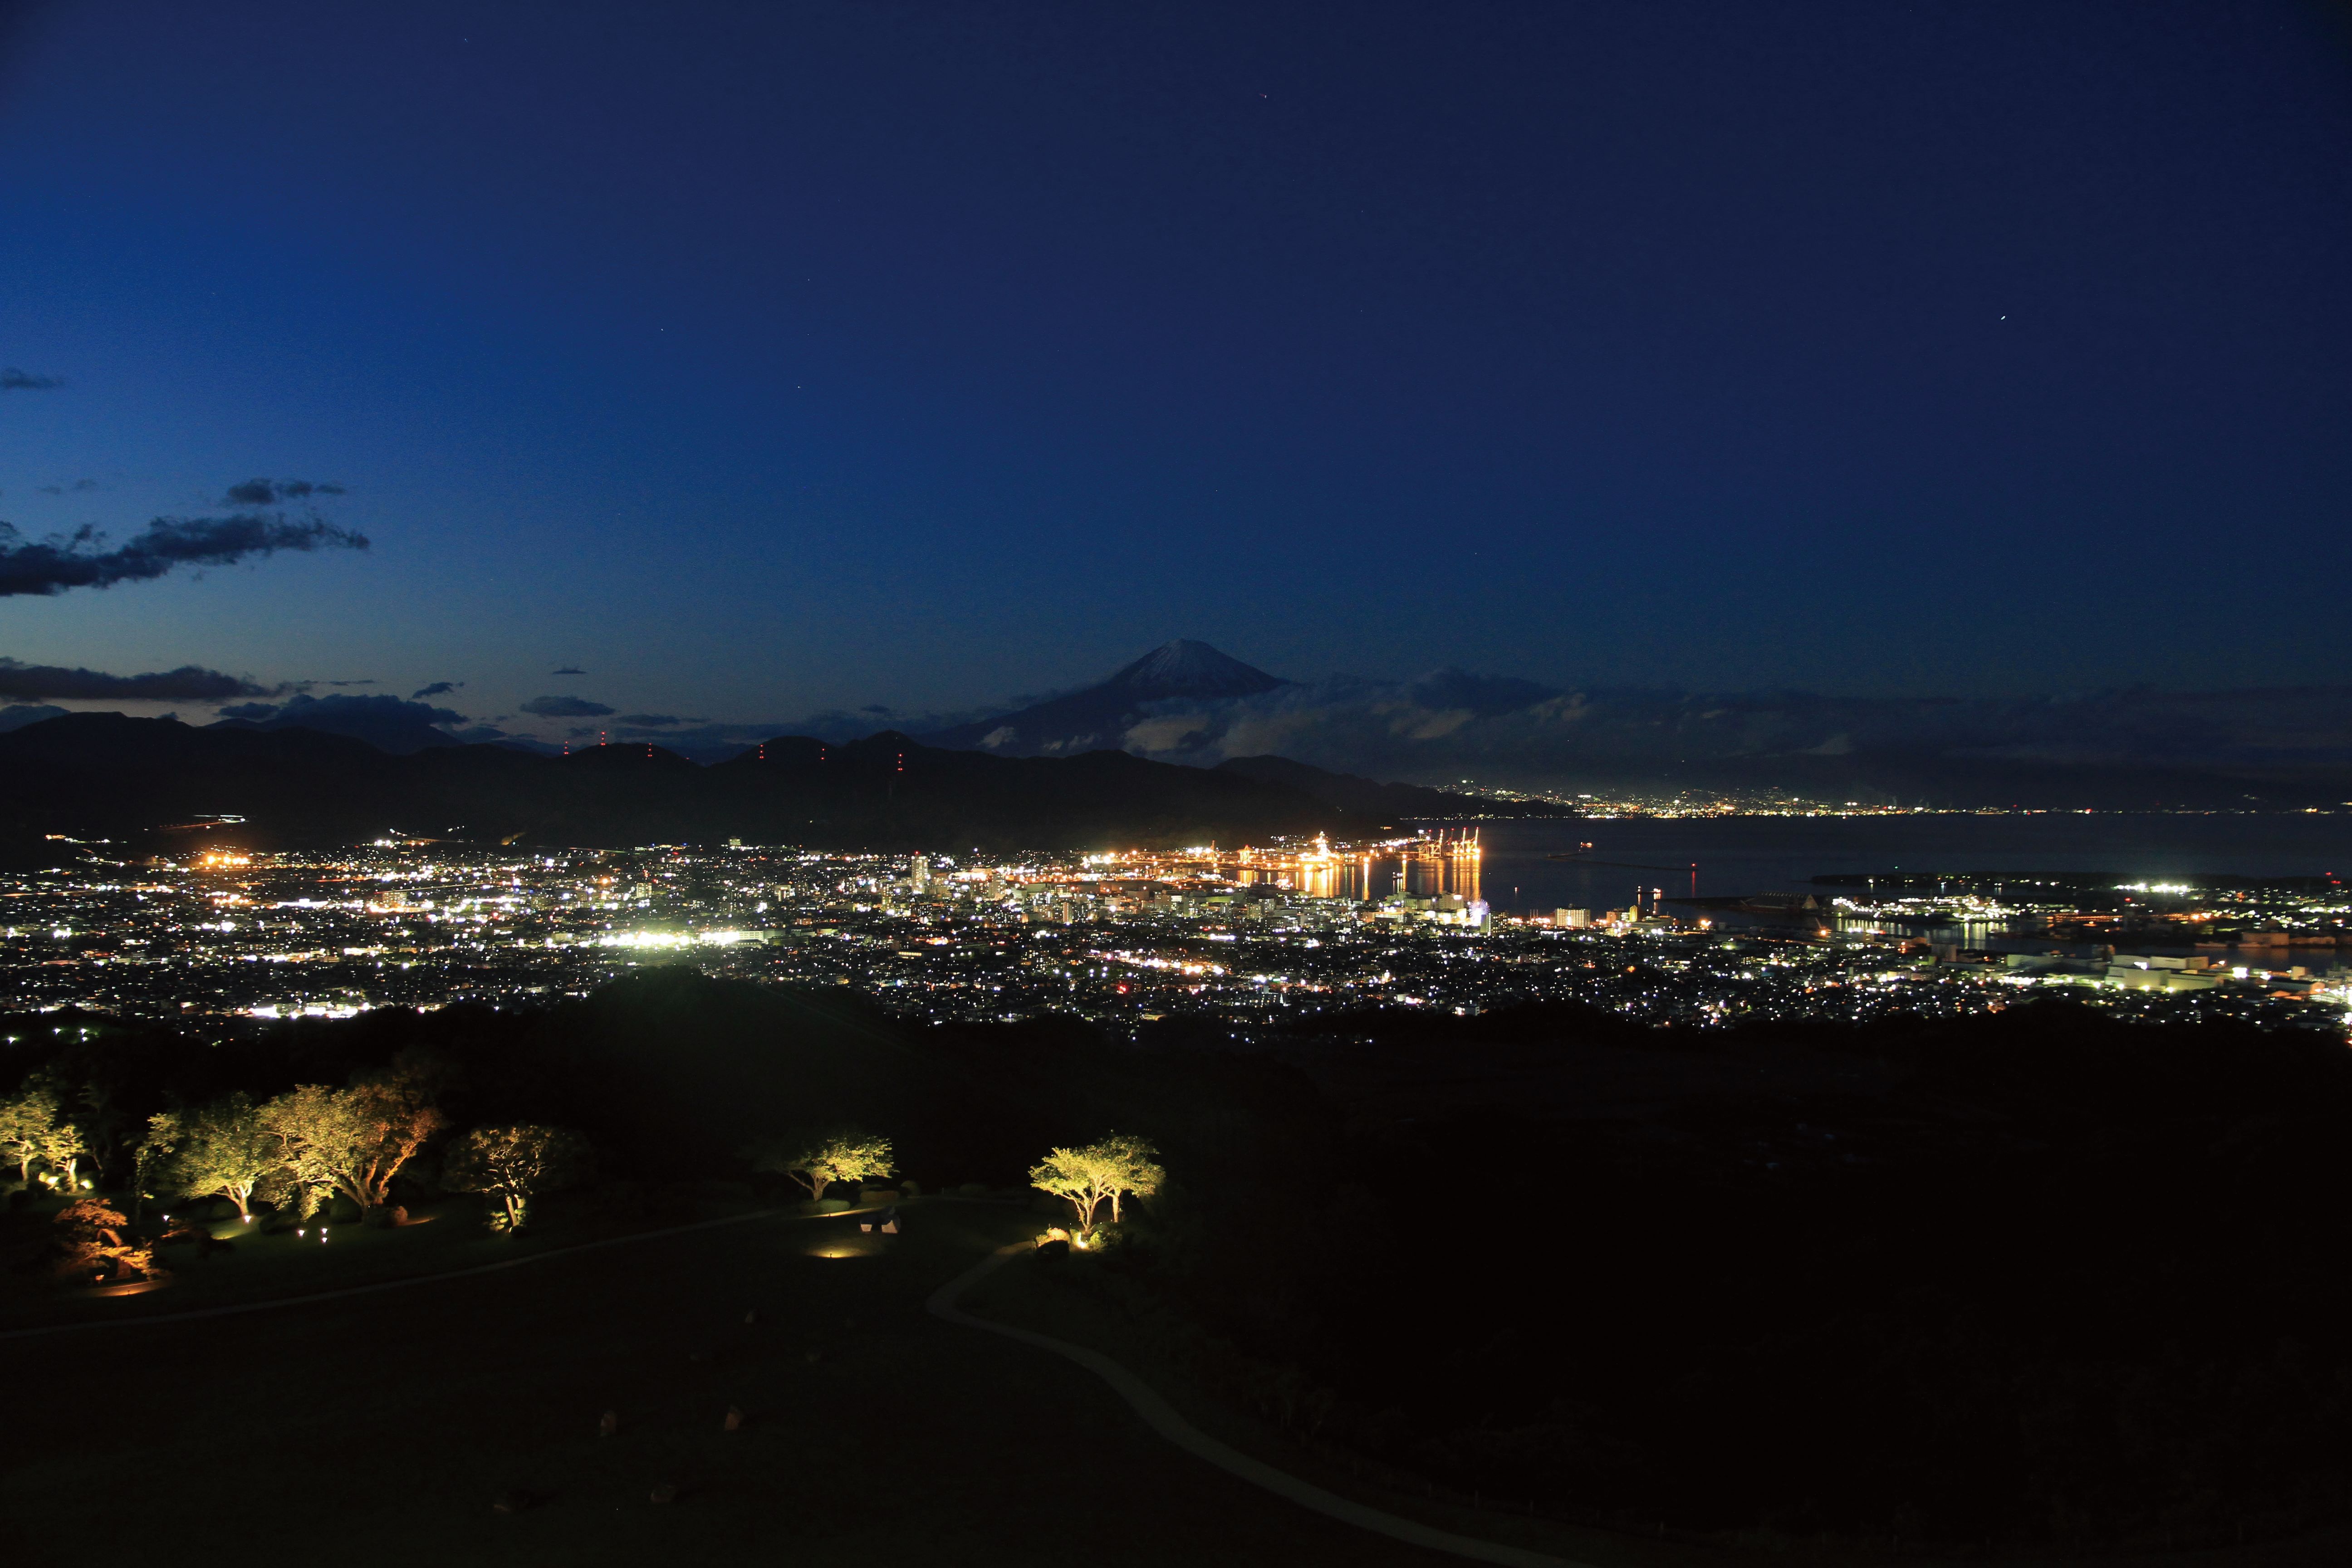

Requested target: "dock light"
[{"left": 297, "top": 1228, "right": 306, "bottom": 1237}]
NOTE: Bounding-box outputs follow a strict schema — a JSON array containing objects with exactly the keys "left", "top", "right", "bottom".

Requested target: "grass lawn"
[
  {"left": 956, "top": 1247, "right": 1731, "bottom": 1568},
  {"left": 955, "top": 1249, "right": 2352, "bottom": 1568},
  {"left": 2, "top": 1199, "right": 1513, "bottom": 1567},
  {"left": 0, "top": 1188, "right": 783, "bottom": 1331},
  {"left": 16, "top": 1199, "right": 2352, "bottom": 1568}
]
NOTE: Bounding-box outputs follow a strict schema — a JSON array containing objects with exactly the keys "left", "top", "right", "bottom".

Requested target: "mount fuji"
[{"left": 921, "top": 639, "right": 1287, "bottom": 757}]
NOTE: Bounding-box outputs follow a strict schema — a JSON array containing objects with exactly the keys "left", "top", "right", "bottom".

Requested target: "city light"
[{"left": 0, "top": 840, "right": 2338, "bottom": 1034}]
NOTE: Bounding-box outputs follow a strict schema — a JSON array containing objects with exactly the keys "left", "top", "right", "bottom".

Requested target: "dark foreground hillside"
[
  {"left": 7, "top": 981, "right": 2352, "bottom": 1552},
  {"left": 1108, "top": 1002, "right": 2352, "bottom": 1552}
]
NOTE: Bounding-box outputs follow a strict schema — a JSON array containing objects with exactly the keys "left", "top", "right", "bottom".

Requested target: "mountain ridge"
[
  {"left": 0, "top": 713, "right": 1537, "bottom": 866},
  {"left": 919, "top": 638, "right": 1286, "bottom": 756}
]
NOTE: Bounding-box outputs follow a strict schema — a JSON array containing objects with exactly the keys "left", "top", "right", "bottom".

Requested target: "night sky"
[{"left": 2, "top": 1, "right": 2347, "bottom": 744}]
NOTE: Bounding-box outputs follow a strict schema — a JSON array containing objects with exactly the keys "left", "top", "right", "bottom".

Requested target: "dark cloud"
[
  {"left": 552, "top": 666, "right": 586, "bottom": 675},
  {"left": 34, "top": 479, "right": 99, "bottom": 496},
  {"left": 521, "top": 694, "right": 615, "bottom": 717},
  {"left": 412, "top": 681, "right": 462, "bottom": 699},
  {"left": 1, "top": 368, "right": 62, "bottom": 390},
  {"left": 0, "top": 657, "right": 288, "bottom": 702},
  {"left": 217, "top": 693, "right": 466, "bottom": 725},
  {"left": 616, "top": 712, "right": 679, "bottom": 726},
  {"left": 0, "top": 703, "right": 68, "bottom": 733},
  {"left": 221, "top": 478, "right": 346, "bottom": 505},
  {"left": 0, "top": 508, "right": 368, "bottom": 597},
  {"left": 211, "top": 693, "right": 470, "bottom": 754},
  {"left": 438, "top": 723, "right": 510, "bottom": 743},
  {"left": 1048, "top": 671, "right": 2352, "bottom": 787},
  {"left": 324, "top": 678, "right": 376, "bottom": 686}
]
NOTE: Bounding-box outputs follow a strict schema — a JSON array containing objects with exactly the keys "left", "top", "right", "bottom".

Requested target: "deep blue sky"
[{"left": 1, "top": 0, "right": 2347, "bottom": 740}]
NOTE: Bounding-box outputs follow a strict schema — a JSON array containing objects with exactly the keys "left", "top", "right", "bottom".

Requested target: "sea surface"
[{"left": 1471, "top": 813, "right": 2352, "bottom": 919}]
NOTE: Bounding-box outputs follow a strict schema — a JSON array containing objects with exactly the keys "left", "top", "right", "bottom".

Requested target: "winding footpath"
[
  {"left": 11, "top": 1204, "right": 1598, "bottom": 1565},
  {"left": 929, "top": 1243, "right": 1596, "bottom": 1568}
]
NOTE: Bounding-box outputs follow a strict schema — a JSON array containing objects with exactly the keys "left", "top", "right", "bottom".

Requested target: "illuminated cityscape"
[
  {"left": 6, "top": 6, "right": 2352, "bottom": 1560},
  {"left": 6, "top": 833, "right": 2342, "bottom": 1032}
]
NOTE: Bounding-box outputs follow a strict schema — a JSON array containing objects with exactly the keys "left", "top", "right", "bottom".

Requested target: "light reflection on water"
[{"left": 1229, "top": 835, "right": 1482, "bottom": 904}]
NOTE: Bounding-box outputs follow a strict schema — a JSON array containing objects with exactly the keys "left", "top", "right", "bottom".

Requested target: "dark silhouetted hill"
[
  {"left": 1213, "top": 753, "right": 1570, "bottom": 821},
  {"left": 0, "top": 714, "right": 1356, "bottom": 858}
]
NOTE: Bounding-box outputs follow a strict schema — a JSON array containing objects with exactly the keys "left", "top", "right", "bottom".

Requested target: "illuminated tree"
[
  {"left": 0, "top": 1080, "right": 62, "bottom": 1184},
  {"left": 157, "top": 1094, "right": 277, "bottom": 1220},
  {"left": 259, "top": 1068, "right": 443, "bottom": 1219},
  {"left": 52, "top": 1196, "right": 161, "bottom": 1284},
  {"left": 1096, "top": 1132, "right": 1166, "bottom": 1224},
  {"left": 1029, "top": 1135, "right": 1165, "bottom": 1236},
  {"left": 133, "top": 1110, "right": 180, "bottom": 1223},
  {"left": 443, "top": 1124, "right": 589, "bottom": 1232},
  {"left": 752, "top": 1130, "right": 892, "bottom": 1203},
  {"left": 35, "top": 1120, "right": 89, "bottom": 1191}
]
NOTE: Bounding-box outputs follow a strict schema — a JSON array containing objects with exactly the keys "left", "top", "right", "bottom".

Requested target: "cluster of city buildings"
[
  {"left": 1453, "top": 783, "right": 2351, "bottom": 819},
  {"left": 1456, "top": 785, "right": 1957, "bottom": 817},
  {"left": 0, "top": 834, "right": 2344, "bottom": 1035}
]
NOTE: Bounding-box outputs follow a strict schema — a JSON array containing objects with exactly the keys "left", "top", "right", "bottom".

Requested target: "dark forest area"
[{"left": 6, "top": 980, "right": 2351, "bottom": 1551}]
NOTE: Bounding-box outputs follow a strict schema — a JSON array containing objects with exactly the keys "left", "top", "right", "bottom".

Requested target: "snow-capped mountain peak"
[{"left": 1102, "top": 639, "right": 1285, "bottom": 699}]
